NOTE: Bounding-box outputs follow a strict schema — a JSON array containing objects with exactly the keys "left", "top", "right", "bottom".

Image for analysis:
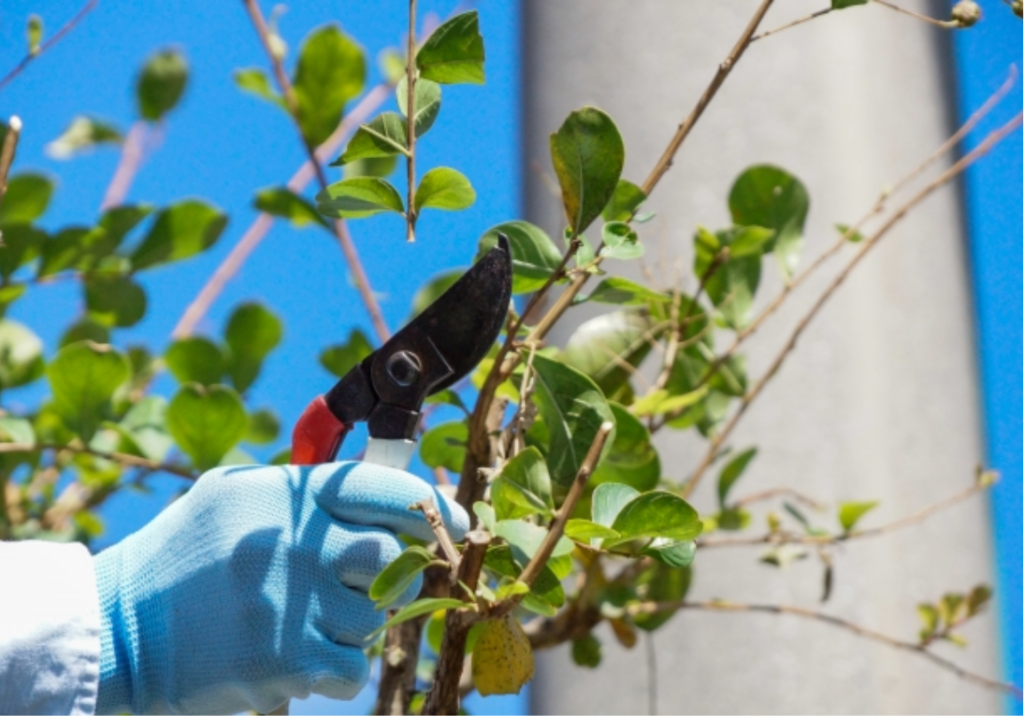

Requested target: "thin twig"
[
  {"left": 0, "top": 442, "right": 197, "bottom": 479},
  {"left": 733, "top": 486, "right": 827, "bottom": 510},
  {"left": 702, "top": 475, "right": 992, "bottom": 548},
  {"left": 628, "top": 600, "right": 1022, "bottom": 698},
  {"left": 412, "top": 498, "right": 462, "bottom": 575},
  {"left": 751, "top": 8, "right": 833, "bottom": 42},
  {"left": 405, "top": 0, "right": 418, "bottom": 242},
  {"left": 170, "top": 83, "right": 391, "bottom": 340},
  {"left": 0, "top": 116, "right": 23, "bottom": 220},
  {"left": 682, "top": 113, "right": 1023, "bottom": 498},
  {"left": 242, "top": 0, "right": 390, "bottom": 343},
  {"left": 0, "top": 0, "right": 99, "bottom": 93},
  {"left": 100, "top": 121, "right": 146, "bottom": 210},
  {"left": 641, "top": 0, "right": 775, "bottom": 195},
  {"left": 873, "top": 0, "right": 957, "bottom": 28},
  {"left": 518, "top": 422, "right": 613, "bottom": 588}
]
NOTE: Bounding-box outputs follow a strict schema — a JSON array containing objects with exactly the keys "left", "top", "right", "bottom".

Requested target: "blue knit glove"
[{"left": 93, "top": 461, "right": 468, "bottom": 715}]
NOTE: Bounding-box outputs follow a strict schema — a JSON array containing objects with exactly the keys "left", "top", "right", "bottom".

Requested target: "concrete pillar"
[{"left": 523, "top": 1, "right": 1000, "bottom": 713}]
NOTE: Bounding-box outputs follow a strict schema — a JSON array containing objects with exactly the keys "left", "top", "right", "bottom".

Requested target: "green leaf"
[
  {"left": 602, "top": 179, "right": 646, "bottom": 222},
  {"left": 483, "top": 544, "right": 564, "bottom": 610},
  {"left": 476, "top": 221, "right": 564, "bottom": 295},
  {"left": 59, "top": 318, "right": 109, "bottom": 349},
  {"left": 224, "top": 303, "right": 283, "bottom": 392},
  {"left": 939, "top": 593, "right": 966, "bottom": 625},
  {"left": 0, "top": 319, "right": 44, "bottom": 390},
  {"left": 334, "top": 113, "right": 409, "bottom": 165},
  {"left": 254, "top": 187, "right": 328, "bottom": 229},
  {"left": 729, "top": 164, "right": 809, "bottom": 277},
  {"left": 40, "top": 205, "right": 152, "bottom": 278},
  {"left": 0, "top": 416, "right": 35, "bottom": 445},
  {"left": 564, "top": 519, "right": 620, "bottom": 542},
  {"left": 245, "top": 408, "right": 280, "bottom": 445},
  {"left": 131, "top": 200, "right": 228, "bottom": 271},
  {"left": 316, "top": 177, "right": 404, "bottom": 219},
  {"left": 600, "top": 222, "right": 643, "bottom": 260},
  {"left": 84, "top": 274, "right": 147, "bottom": 328},
  {"left": 549, "top": 107, "right": 625, "bottom": 235},
  {"left": 838, "top": 500, "right": 879, "bottom": 532},
  {"left": 530, "top": 354, "right": 615, "bottom": 489},
  {"left": 0, "top": 224, "right": 44, "bottom": 279},
  {"left": 492, "top": 447, "right": 554, "bottom": 520},
  {"left": 473, "top": 501, "right": 497, "bottom": 533},
  {"left": 608, "top": 491, "right": 703, "bottom": 545},
  {"left": 835, "top": 223, "right": 865, "bottom": 244},
  {"left": 416, "top": 11, "right": 485, "bottom": 85},
  {"left": 629, "top": 387, "right": 708, "bottom": 418},
  {"left": 693, "top": 226, "right": 766, "bottom": 330},
  {"left": 424, "top": 389, "right": 468, "bottom": 413},
  {"left": 495, "top": 519, "right": 573, "bottom": 562},
  {"left": 717, "top": 447, "right": 757, "bottom": 507},
  {"left": 0, "top": 173, "right": 53, "bottom": 223},
  {"left": 137, "top": 49, "right": 188, "bottom": 122},
  {"left": 319, "top": 329, "right": 373, "bottom": 378},
  {"left": 591, "top": 403, "right": 659, "bottom": 492},
  {"left": 46, "top": 116, "right": 123, "bottom": 159},
  {"left": 396, "top": 77, "right": 442, "bottom": 137},
  {"left": 166, "top": 383, "right": 248, "bottom": 470},
  {"left": 760, "top": 545, "right": 808, "bottom": 568},
  {"left": 641, "top": 539, "right": 697, "bottom": 568},
  {"left": 27, "top": 14, "right": 43, "bottom": 54},
  {"left": 634, "top": 563, "right": 691, "bottom": 631},
  {"left": 572, "top": 633, "right": 602, "bottom": 668},
  {"left": 583, "top": 277, "right": 670, "bottom": 307},
  {"left": 109, "top": 396, "right": 172, "bottom": 461},
  {"left": 46, "top": 342, "right": 130, "bottom": 441},
  {"left": 165, "top": 337, "right": 224, "bottom": 386},
  {"left": 410, "top": 269, "right": 461, "bottom": 319},
  {"left": 833, "top": 0, "right": 869, "bottom": 7},
  {"left": 414, "top": 167, "right": 476, "bottom": 212},
  {"left": 369, "top": 598, "right": 468, "bottom": 639},
  {"left": 917, "top": 603, "right": 939, "bottom": 639},
  {"left": 419, "top": 421, "right": 467, "bottom": 473},
  {"left": 966, "top": 584, "right": 992, "bottom": 616},
  {"left": 342, "top": 156, "right": 399, "bottom": 180},
  {"left": 233, "top": 68, "right": 284, "bottom": 108},
  {"left": 368, "top": 545, "right": 440, "bottom": 609},
  {"left": 293, "top": 25, "right": 365, "bottom": 146},
  {"left": 591, "top": 483, "right": 640, "bottom": 528},
  {"left": 562, "top": 311, "right": 654, "bottom": 396}
]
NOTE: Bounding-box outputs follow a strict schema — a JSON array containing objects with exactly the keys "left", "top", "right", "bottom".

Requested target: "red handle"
[{"left": 291, "top": 395, "right": 351, "bottom": 465}]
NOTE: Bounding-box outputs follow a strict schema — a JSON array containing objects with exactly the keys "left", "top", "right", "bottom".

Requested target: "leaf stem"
[
  {"left": 682, "top": 112, "right": 1023, "bottom": 499},
  {"left": 0, "top": 0, "right": 98, "bottom": 93},
  {"left": 872, "top": 0, "right": 958, "bottom": 28},
  {"left": 406, "top": 0, "right": 418, "bottom": 242},
  {"left": 411, "top": 498, "right": 462, "bottom": 577},
  {"left": 241, "top": 0, "right": 390, "bottom": 343},
  {"left": 750, "top": 8, "right": 833, "bottom": 42}
]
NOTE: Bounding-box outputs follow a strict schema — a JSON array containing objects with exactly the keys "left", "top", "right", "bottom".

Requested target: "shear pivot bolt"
[{"left": 386, "top": 351, "right": 422, "bottom": 386}]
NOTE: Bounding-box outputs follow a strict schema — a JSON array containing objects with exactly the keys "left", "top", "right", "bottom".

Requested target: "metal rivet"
[{"left": 386, "top": 350, "right": 422, "bottom": 387}]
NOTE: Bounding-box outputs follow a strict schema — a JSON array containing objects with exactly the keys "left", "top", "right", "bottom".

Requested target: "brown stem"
[
  {"left": 518, "top": 422, "right": 613, "bottom": 588},
  {"left": 0, "top": 0, "right": 98, "bottom": 93},
  {"left": 422, "top": 531, "right": 491, "bottom": 715},
  {"left": 682, "top": 113, "right": 1023, "bottom": 498},
  {"left": 373, "top": 618, "right": 425, "bottom": 716},
  {"left": 170, "top": 84, "right": 390, "bottom": 340},
  {"left": 628, "top": 600, "right": 1022, "bottom": 698},
  {"left": 405, "top": 0, "right": 418, "bottom": 243},
  {"left": 100, "top": 121, "right": 147, "bottom": 210},
  {"left": 701, "top": 474, "right": 992, "bottom": 548},
  {"left": 750, "top": 8, "right": 833, "bottom": 42},
  {"left": 412, "top": 498, "right": 462, "bottom": 575},
  {"left": 872, "top": 0, "right": 958, "bottom": 28},
  {"left": 242, "top": 0, "right": 390, "bottom": 343},
  {"left": 0, "top": 116, "right": 22, "bottom": 216},
  {"left": 641, "top": 0, "right": 775, "bottom": 196},
  {"left": 0, "top": 442, "right": 197, "bottom": 479}
]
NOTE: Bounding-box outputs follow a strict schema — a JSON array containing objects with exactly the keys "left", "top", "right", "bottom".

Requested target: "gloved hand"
[{"left": 93, "top": 461, "right": 468, "bottom": 715}]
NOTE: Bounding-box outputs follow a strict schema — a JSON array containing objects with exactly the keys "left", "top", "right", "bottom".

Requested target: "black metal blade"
[{"left": 345, "top": 235, "right": 510, "bottom": 439}]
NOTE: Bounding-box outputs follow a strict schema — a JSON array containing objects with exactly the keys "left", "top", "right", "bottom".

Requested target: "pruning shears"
[{"left": 290, "top": 236, "right": 512, "bottom": 470}]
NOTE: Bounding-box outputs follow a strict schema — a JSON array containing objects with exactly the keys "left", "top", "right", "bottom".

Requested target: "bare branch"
[
  {"left": 628, "top": 600, "right": 1022, "bottom": 698},
  {"left": 241, "top": 0, "right": 390, "bottom": 343},
  {"left": 873, "top": 0, "right": 958, "bottom": 28},
  {"left": 411, "top": 498, "right": 462, "bottom": 576},
  {"left": 0, "top": 116, "right": 23, "bottom": 220},
  {"left": 0, "top": 442, "right": 197, "bottom": 480},
  {"left": 405, "top": 0, "right": 418, "bottom": 242},
  {"left": 0, "top": 0, "right": 98, "bottom": 93},
  {"left": 751, "top": 8, "right": 833, "bottom": 42},
  {"left": 100, "top": 121, "right": 147, "bottom": 210},
  {"left": 682, "top": 112, "right": 1023, "bottom": 498}
]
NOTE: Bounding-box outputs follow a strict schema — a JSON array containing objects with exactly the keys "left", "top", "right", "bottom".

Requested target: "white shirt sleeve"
[{"left": 0, "top": 541, "right": 100, "bottom": 716}]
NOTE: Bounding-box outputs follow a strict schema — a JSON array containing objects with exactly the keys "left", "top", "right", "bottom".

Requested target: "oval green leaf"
[
  {"left": 166, "top": 383, "right": 248, "bottom": 471},
  {"left": 549, "top": 107, "right": 624, "bottom": 235},
  {"left": 414, "top": 167, "right": 476, "bottom": 212},
  {"left": 316, "top": 177, "right": 404, "bottom": 219}
]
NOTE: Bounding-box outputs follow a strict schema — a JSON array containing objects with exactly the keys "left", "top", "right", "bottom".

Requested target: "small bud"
[
  {"left": 1013, "top": 0, "right": 1023, "bottom": 19},
  {"left": 951, "top": 0, "right": 982, "bottom": 27}
]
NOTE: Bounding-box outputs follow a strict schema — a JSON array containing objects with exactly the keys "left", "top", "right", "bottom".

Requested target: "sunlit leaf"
[
  {"left": 293, "top": 25, "right": 365, "bottom": 146},
  {"left": 416, "top": 11, "right": 485, "bottom": 85},
  {"left": 368, "top": 545, "right": 440, "bottom": 609},
  {"left": 254, "top": 187, "right": 328, "bottom": 229},
  {"left": 131, "top": 200, "right": 228, "bottom": 270},
  {"left": 414, "top": 167, "right": 475, "bottom": 212},
  {"left": 47, "top": 341, "right": 129, "bottom": 441},
  {"left": 137, "top": 49, "right": 188, "bottom": 121},
  {"left": 396, "top": 76, "right": 442, "bottom": 137},
  {"left": 316, "top": 177, "right": 404, "bottom": 218},
  {"left": 166, "top": 383, "right": 247, "bottom": 470},
  {"left": 549, "top": 107, "right": 624, "bottom": 235},
  {"left": 476, "top": 221, "right": 564, "bottom": 295}
]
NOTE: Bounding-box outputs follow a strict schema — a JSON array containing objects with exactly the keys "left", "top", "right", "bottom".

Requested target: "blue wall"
[
  {"left": 952, "top": 1, "right": 1023, "bottom": 710},
  {"left": 1, "top": 1, "right": 524, "bottom": 713}
]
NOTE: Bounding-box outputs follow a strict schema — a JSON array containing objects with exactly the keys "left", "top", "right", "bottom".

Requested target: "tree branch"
[
  {"left": 241, "top": 0, "right": 390, "bottom": 343},
  {"left": 0, "top": 442, "right": 197, "bottom": 479},
  {"left": 412, "top": 497, "right": 462, "bottom": 576},
  {"left": 750, "top": 8, "right": 833, "bottom": 43},
  {"left": 0, "top": 116, "right": 23, "bottom": 221},
  {"left": 682, "top": 112, "right": 1023, "bottom": 498},
  {"left": 628, "top": 600, "right": 1022, "bottom": 698},
  {"left": 100, "top": 121, "right": 147, "bottom": 210},
  {"left": 0, "top": 0, "right": 98, "bottom": 93},
  {"left": 405, "top": 0, "right": 418, "bottom": 242}
]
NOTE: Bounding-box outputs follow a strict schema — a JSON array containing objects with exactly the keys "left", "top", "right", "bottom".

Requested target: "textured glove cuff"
[{"left": 94, "top": 546, "right": 134, "bottom": 714}]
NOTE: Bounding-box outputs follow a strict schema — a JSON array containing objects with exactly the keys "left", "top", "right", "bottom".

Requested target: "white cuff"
[{"left": 0, "top": 541, "right": 100, "bottom": 716}]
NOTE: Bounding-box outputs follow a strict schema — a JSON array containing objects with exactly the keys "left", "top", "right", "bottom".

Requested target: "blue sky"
[{"left": 1, "top": 1, "right": 523, "bottom": 712}]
